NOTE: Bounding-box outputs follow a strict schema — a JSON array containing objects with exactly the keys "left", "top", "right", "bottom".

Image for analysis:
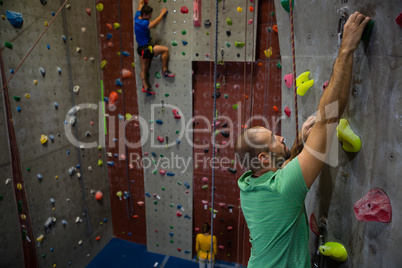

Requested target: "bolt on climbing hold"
[
  {"left": 171, "top": 40, "right": 178, "bottom": 46},
  {"left": 100, "top": 60, "right": 107, "bottom": 69},
  {"left": 40, "top": 135, "right": 48, "bottom": 144},
  {"left": 96, "top": 3, "right": 104, "bottom": 11},
  {"left": 284, "top": 106, "right": 291, "bottom": 117},
  {"left": 354, "top": 188, "right": 392, "bottom": 223},
  {"left": 284, "top": 73, "right": 293, "bottom": 88},
  {"left": 232, "top": 104, "right": 239, "bottom": 110},
  {"left": 6, "top": 10, "right": 23, "bottom": 27},
  {"left": 264, "top": 47, "right": 272, "bottom": 58},
  {"left": 396, "top": 13, "right": 402, "bottom": 27},
  {"left": 336, "top": 119, "right": 361, "bottom": 153},
  {"left": 73, "top": 85, "right": 80, "bottom": 94},
  {"left": 5, "top": 42, "right": 13, "bottom": 49},
  {"left": 226, "top": 18, "right": 232, "bottom": 25},
  {"left": 276, "top": 61, "right": 282, "bottom": 69},
  {"left": 237, "top": 7, "right": 243, "bottom": 12},
  {"left": 281, "top": 0, "right": 294, "bottom": 13},
  {"left": 248, "top": 19, "right": 253, "bottom": 25},
  {"left": 40, "top": 67, "right": 46, "bottom": 77},
  {"left": 116, "top": 79, "right": 123, "bottom": 86},
  {"left": 361, "top": 20, "right": 374, "bottom": 41},
  {"left": 180, "top": 6, "right": 189, "bottom": 13},
  {"left": 249, "top": 6, "right": 254, "bottom": 12},
  {"left": 319, "top": 242, "right": 348, "bottom": 262},
  {"left": 181, "top": 30, "right": 186, "bottom": 35},
  {"left": 296, "top": 71, "right": 314, "bottom": 96},
  {"left": 235, "top": 42, "right": 245, "bottom": 47},
  {"left": 113, "top": 23, "right": 121, "bottom": 29},
  {"left": 322, "top": 81, "right": 329, "bottom": 91}
]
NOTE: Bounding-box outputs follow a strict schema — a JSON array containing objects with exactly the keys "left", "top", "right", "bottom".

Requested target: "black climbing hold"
[
  {"left": 204, "top": 19, "right": 211, "bottom": 27},
  {"left": 221, "top": 131, "right": 229, "bottom": 138},
  {"left": 227, "top": 240, "right": 232, "bottom": 245},
  {"left": 226, "top": 31, "right": 231, "bottom": 36},
  {"left": 204, "top": 148, "right": 209, "bottom": 153},
  {"left": 220, "top": 218, "right": 224, "bottom": 222},
  {"left": 237, "top": 53, "right": 240, "bottom": 58},
  {"left": 228, "top": 167, "right": 237, "bottom": 174},
  {"left": 212, "top": 92, "right": 221, "bottom": 99},
  {"left": 221, "top": 123, "right": 227, "bottom": 128},
  {"left": 195, "top": 53, "right": 199, "bottom": 57},
  {"left": 40, "top": 0, "right": 47, "bottom": 5},
  {"left": 361, "top": 20, "right": 374, "bottom": 41}
]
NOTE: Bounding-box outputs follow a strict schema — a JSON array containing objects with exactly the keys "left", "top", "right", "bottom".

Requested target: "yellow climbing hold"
[
  {"left": 296, "top": 71, "right": 314, "bottom": 96},
  {"left": 336, "top": 119, "right": 361, "bottom": 153},
  {"left": 17, "top": 183, "right": 22, "bottom": 190},
  {"left": 37, "top": 234, "right": 44, "bottom": 242},
  {"left": 264, "top": 47, "right": 272, "bottom": 58},
  {"left": 40, "top": 134, "right": 48, "bottom": 144},
  {"left": 100, "top": 60, "right": 107, "bottom": 69},
  {"left": 319, "top": 242, "right": 348, "bottom": 262},
  {"left": 126, "top": 113, "right": 132, "bottom": 121},
  {"left": 45, "top": 21, "right": 48, "bottom": 27},
  {"left": 34, "top": 80, "right": 38, "bottom": 85},
  {"left": 237, "top": 7, "right": 243, "bottom": 12},
  {"left": 113, "top": 23, "right": 121, "bottom": 29},
  {"left": 98, "top": 159, "right": 103, "bottom": 166},
  {"left": 25, "top": 93, "right": 30, "bottom": 98},
  {"left": 96, "top": 3, "right": 104, "bottom": 12}
]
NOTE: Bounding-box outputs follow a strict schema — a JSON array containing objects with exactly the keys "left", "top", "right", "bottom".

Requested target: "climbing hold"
[
  {"left": 95, "top": 191, "right": 103, "bottom": 200},
  {"left": 264, "top": 47, "right": 272, "bottom": 58},
  {"left": 100, "top": 60, "right": 107, "bottom": 69},
  {"left": 273, "top": 25, "right": 278, "bottom": 33},
  {"left": 171, "top": 40, "right": 178, "bottom": 46},
  {"left": 108, "top": 91, "right": 118, "bottom": 107},
  {"left": 227, "top": 226, "right": 233, "bottom": 231},
  {"left": 235, "top": 41, "right": 245, "bottom": 48},
  {"left": 284, "top": 106, "right": 291, "bottom": 117},
  {"left": 319, "top": 242, "right": 348, "bottom": 262},
  {"left": 221, "top": 131, "right": 229, "bottom": 138},
  {"left": 122, "top": 69, "right": 132, "bottom": 79},
  {"left": 113, "top": 23, "right": 121, "bottom": 29},
  {"left": 106, "top": 23, "right": 112, "bottom": 30},
  {"left": 57, "top": 67, "right": 62, "bottom": 74},
  {"left": 361, "top": 20, "right": 374, "bottom": 41},
  {"left": 354, "top": 188, "right": 392, "bottom": 223},
  {"left": 40, "top": 67, "right": 46, "bottom": 77},
  {"left": 204, "top": 20, "right": 211, "bottom": 27},
  {"left": 172, "top": 109, "right": 181, "bottom": 119},
  {"left": 296, "top": 71, "right": 314, "bottom": 96},
  {"left": 5, "top": 42, "right": 13, "bottom": 49},
  {"left": 157, "top": 136, "right": 164, "bottom": 143},
  {"left": 116, "top": 79, "right": 123, "bottom": 86},
  {"left": 226, "top": 18, "right": 232, "bottom": 25},
  {"left": 212, "top": 92, "right": 221, "bottom": 99},
  {"left": 6, "top": 10, "right": 23, "bottom": 27},
  {"left": 182, "top": 40, "right": 188, "bottom": 46},
  {"left": 98, "top": 159, "right": 103, "bottom": 166},
  {"left": 121, "top": 51, "right": 130, "bottom": 57},
  {"left": 284, "top": 74, "right": 293, "bottom": 88},
  {"left": 309, "top": 213, "right": 320, "bottom": 236},
  {"left": 225, "top": 42, "right": 231, "bottom": 48},
  {"left": 106, "top": 33, "right": 112, "bottom": 40},
  {"left": 232, "top": 104, "right": 239, "bottom": 110},
  {"left": 273, "top": 106, "right": 279, "bottom": 112},
  {"left": 249, "top": 6, "right": 254, "bottom": 12},
  {"left": 276, "top": 62, "right": 282, "bottom": 69},
  {"left": 322, "top": 81, "right": 329, "bottom": 91},
  {"left": 181, "top": 30, "right": 186, "bottom": 35},
  {"left": 228, "top": 167, "right": 237, "bottom": 174},
  {"left": 396, "top": 13, "right": 402, "bottom": 28},
  {"left": 336, "top": 119, "right": 361, "bottom": 153},
  {"left": 96, "top": 3, "right": 104, "bottom": 12},
  {"left": 86, "top": 8, "right": 91, "bottom": 15},
  {"left": 248, "top": 19, "right": 253, "bottom": 25},
  {"left": 13, "top": 96, "right": 21, "bottom": 101},
  {"left": 237, "top": 7, "right": 243, "bottom": 12},
  {"left": 167, "top": 172, "right": 175, "bottom": 176},
  {"left": 216, "top": 83, "right": 221, "bottom": 89},
  {"left": 156, "top": 119, "right": 163, "bottom": 124},
  {"left": 40, "top": 135, "right": 48, "bottom": 144},
  {"left": 280, "top": 0, "right": 294, "bottom": 13},
  {"left": 180, "top": 6, "right": 189, "bottom": 13},
  {"left": 176, "top": 211, "right": 183, "bottom": 217},
  {"left": 73, "top": 85, "right": 80, "bottom": 94}
]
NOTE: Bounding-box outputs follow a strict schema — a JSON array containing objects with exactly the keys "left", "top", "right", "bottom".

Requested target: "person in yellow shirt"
[{"left": 196, "top": 222, "right": 217, "bottom": 268}]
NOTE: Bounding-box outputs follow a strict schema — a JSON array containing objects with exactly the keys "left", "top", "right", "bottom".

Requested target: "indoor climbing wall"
[
  {"left": 192, "top": 0, "right": 259, "bottom": 62},
  {"left": 275, "top": 0, "right": 402, "bottom": 266},
  {"left": 133, "top": 0, "right": 194, "bottom": 260},
  {"left": 1, "top": 1, "right": 112, "bottom": 267}
]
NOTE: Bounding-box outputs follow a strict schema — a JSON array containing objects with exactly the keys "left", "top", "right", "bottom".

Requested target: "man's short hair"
[{"left": 141, "top": 5, "right": 153, "bottom": 16}]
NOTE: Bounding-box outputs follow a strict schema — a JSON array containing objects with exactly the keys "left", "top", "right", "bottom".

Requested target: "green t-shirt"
[{"left": 238, "top": 157, "right": 310, "bottom": 268}]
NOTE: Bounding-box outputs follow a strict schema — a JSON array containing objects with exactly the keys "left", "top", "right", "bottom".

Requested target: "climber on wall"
[
  {"left": 234, "top": 12, "right": 371, "bottom": 267},
  {"left": 135, "top": 0, "right": 175, "bottom": 95},
  {"left": 196, "top": 222, "right": 217, "bottom": 268}
]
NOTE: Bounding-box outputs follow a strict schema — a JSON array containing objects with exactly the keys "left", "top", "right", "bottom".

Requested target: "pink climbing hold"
[
  {"left": 157, "top": 136, "right": 164, "bottom": 143},
  {"left": 227, "top": 226, "right": 233, "bottom": 231},
  {"left": 159, "top": 169, "right": 166, "bottom": 175},
  {"left": 309, "top": 213, "right": 320, "bottom": 236},
  {"left": 180, "top": 6, "right": 189, "bottom": 14},
  {"left": 202, "top": 177, "right": 208, "bottom": 183},
  {"left": 396, "top": 12, "right": 402, "bottom": 28},
  {"left": 354, "top": 188, "right": 392, "bottom": 223},
  {"left": 248, "top": 19, "right": 253, "bottom": 25},
  {"left": 323, "top": 81, "right": 329, "bottom": 91},
  {"left": 284, "top": 106, "right": 291, "bottom": 117},
  {"left": 284, "top": 74, "right": 293, "bottom": 88},
  {"left": 219, "top": 245, "right": 225, "bottom": 250},
  {"left": 195, "top": 227, "right": 200, "bottom": 232}
]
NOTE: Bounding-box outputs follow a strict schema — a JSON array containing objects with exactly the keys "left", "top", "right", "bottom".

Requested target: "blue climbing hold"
[
  {"left": 167, "top": 172, "right": 175, "bottom": 176},
  {"left": 107, "top": 161, "right": 114, "bottom": 166},
  {"left": 54, "top": 102, "right": 58, "bottom": 109},
  {"left": 114, "top": 154, "right": 118, "bottom": 157},
  {"left": 62, "top": 35, "right": 67, "bottom": 42},
  {"left": 37, "top": 174, "right": 43, "bottom": 180},
  {"left": 76, "top": 164, "right": 81, "bottom": 169},
  {"left": 145, "top": 192, "right": 151, "bottom": 197},
  {"left": 67, "top": 150, "right": 70, "bottom": 154},
  {"left": 104, "top": 97, "right": 109, "bottom": 103},
  {"left": 40, "top": 67, "right": 46, "bottom": 77},
  {"left": 151, "top": 152, "right": 157, "bottom": 157},
  {"left": 184, "top": 182, "right": 190, "bottom": 189},
  {"left": 116, "top": 78, "right": 123, "bottom": 86},
  {"left": 182, "top": 40, "right": 188, "bottom": 46},
  {"left": 156, "top": 119, "right": 163, "bottom": 125},
  {"left": 176, "top": 139, "right": 180, "bottom": 144},
  {"left": 118, "top": 114, "right": 124, "bottom": 120},
  {"left": 177, "top": 204, "right": 182, "bottom": 209},
  {"left": 121, "top": 51, "right": 130, "bottom": 57},
  {"left": 6, "top": 10, "right": 23, "bottom": 27},
  {"left": 185, "top": 250, "right": 190, "bottom": 254},
  {"left": 107, "top": 33, "right": 112, "bottom": 39},
  {"left": 17, "top": 106, "right": 22, "bottom": 112},
  {"left": 10, "top": 69, "right": 14, "bottom": 74},
  {"left": 49, "top": 135, "right": 55, "bottom": 141},
  {"left": 47, "top": 44, "right": 50, "bottom": 50},
  {"left": 51, "top": 12, "right": 55, "bottom": 16},
  {"left": 169, "top": 233, "right": 174, "bottom": 236},
  {"left": 113, "top": 138, "right": 118, "bottom": 142},
  {"left": 184, "top": 214, "right": 191, "bottom": 219}
]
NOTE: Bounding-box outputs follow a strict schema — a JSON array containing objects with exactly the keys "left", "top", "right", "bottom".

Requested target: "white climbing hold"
[
  {"left": 73, "top": 85, "right": 80, "bottom": 94},
  {"left": 81, "top": 27, "right": 86, "bottom": 33},
  {"left": 76, "top": 47, "right": 82, "bottom": 53},
  {"left": 5, "top": 178, "right": 12, "bottom": 185}
]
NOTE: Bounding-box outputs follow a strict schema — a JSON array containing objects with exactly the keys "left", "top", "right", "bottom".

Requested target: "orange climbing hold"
[
  {"left": 106, "top": 23, "right": 112, "bottom": 30},
  {"left": 273, "top": 25, "right": 278, "bottom": 33},
  {"left": 249, "top": 6, "right": 254, "bottom": 12},
  {"left": 95, "top": 236, "right": 101, "bottom": 241},
  {"left": 258, "top": 62, "right": 263, "bottom": 67},
  {"left": 133, "top": 215, "right": 139, "bottom": 219},
  {"left": 95, "top": 191, "right": 103, "bottom": 200},
  {"left": 108, "top": 91, "right": 118, "bottom": 106},
  {"left": 273, "top": 106, "right": 279, "bottom": 112},
  {"left": 122, "top": 69, "right": 132, "bottom": 79}
]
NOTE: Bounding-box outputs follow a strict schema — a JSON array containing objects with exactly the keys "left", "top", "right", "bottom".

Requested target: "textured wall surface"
[
  {"left": 0, "top": 1, "right": 112, "bottom": 267},
  {"left": 275, "top": 0, "right": 402, "bottom": 267}
]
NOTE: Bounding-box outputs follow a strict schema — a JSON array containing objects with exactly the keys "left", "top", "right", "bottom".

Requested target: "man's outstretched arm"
[
  {"left": 298, "top": 12, "right": 371, "bottom": 189},
  {"left": 149, "top": 8, "right": 167, "bottom": 29},
  {"left": 138, "top": 0, "right": 145, "bottom": 11}
]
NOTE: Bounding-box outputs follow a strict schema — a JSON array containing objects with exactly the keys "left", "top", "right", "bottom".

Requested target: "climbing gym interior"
[{"left": 1, "top": 0, "right": 401, "bottom": 267}]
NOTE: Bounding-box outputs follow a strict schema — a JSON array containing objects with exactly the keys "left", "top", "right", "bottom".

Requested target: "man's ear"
[{"left": 258, "top": 152, "right": 270, "bottom": 165}]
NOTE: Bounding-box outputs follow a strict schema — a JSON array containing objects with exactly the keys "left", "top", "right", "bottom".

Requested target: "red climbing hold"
[
  {"left": 106, "top": 23, "right": 112, "bottom": 30},
  {"left": 176, "top": 211, "right": 183, "bottom": 217},
  {"left": 86, "top": 8, "right": 91, "bottom": 15},
  {"left": 159, "top": 169, "right": 166, "bottom": 175},
  {"left": 172, "top": 109, "right": 181, "bottom": 119},
  {"left": 95, "top": 236, "right": 101, "bottom": 241},
  {"left": 323, "top": 81, "right": 329, "bottom": 91},
  {"left": 177, "top": 248, "right": 182, "bottom": 252},
  {"left": 108, "top": 91, "right": 118, "bottom": 107},
  {"left": 157, "top": 136, "right": 164, "bottom": 143},
  {"left": 354, "top": 188, "right": 392, "bottom": 223},
  {"left": 180, "top": 6, "right": 189, "bottom": 14},
  {"left": 273, "top": 106, "right": 279, "bottom": 112},
  {"left": 309, "top": 213, "right": 320, "bottom": 236},
  {"left": 396, "top": 13, "right": 402, "bottom": 28},
  {"left": 284, "top": 74, "right": 293, "bottom": 88},
  {"left": 284, "top": 106, "right": 291, "bottom": 117}
]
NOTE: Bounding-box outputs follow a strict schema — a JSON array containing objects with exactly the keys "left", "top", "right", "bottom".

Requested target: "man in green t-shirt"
[{"left": 235, "top": 12, "right": 371, "bottom": 267}]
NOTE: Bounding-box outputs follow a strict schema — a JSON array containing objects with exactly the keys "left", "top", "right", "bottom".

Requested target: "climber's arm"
[
  {"left": 138, "top": 0, "right": 145, "bottom": 11},
  {"left": 298, "top": 12, "right": 371, "bottom": 189},
  {"left": 148, "top": 8, "right": 167, "bottom": 29}
]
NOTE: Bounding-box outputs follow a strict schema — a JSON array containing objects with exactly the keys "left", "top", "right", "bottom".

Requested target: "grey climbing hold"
[
  {"left": 204, "top": 19, "right": 211, "bottom": 27},
  {"left": 40, "top": 67, "right": 46, "bottom": 77},
  {"left": 6, "top": 10, "right": 23, "bottom": 27},
  {"left": 228, "top": 167, "right": 237, "bottom": 174}
]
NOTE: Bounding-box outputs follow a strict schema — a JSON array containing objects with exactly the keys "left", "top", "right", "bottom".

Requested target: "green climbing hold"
[
  {"left": 280, "top": 0, "right": 294, "bottom": 13},
  {"left": 156, "top": 244, "right": 159, "bottom": 247},
  {"left": 170, "top": 240, "right": 173, "bottom": 243},
  {"left": 154, "top": 200, "right": 158, "bottom": 205},
  {"left": 235, "top": 41, "right": 245, "bottom": 47},
  {"left": 202, "top": 185, "right": 208, "bottom": 189},
  {"left": 231, "top": 160, "right": 235, "bottom": 165},
  {"left": 182, "top": 52, "right": 186, "bottom": 55},
  {"left": 132, "top": 62, "right": 135, "bottom": 67},
  {"left": 170, "top": 203, "right": 174, "bottom": 207},
  {"left": 172, "top": 40, "right": 178, "bottom": 46},
  {"left": 276, "top": 62, "right": 282, "bottom": 69},
  {"left": 182, "top": 30, "right": 187, "bottom": 35},
  {"left": 5, "top": 42, "right": 13, "bottom": 49},
  {"left": 161, "top": 187, "right": 165, "bottom": 191},
  {"left": 159, "top": 154, "right": 164, "bottom": 157},
  {"left": 17, "top": 200, "right": 22, "bottom": 213},
  {"left": 196, "top": 139, "right": 199, "bottom": 143},
  {"left": 42, "top": 254, "right": 46, "bottom": 258},
  {"left": 164, "top": 93, "right": 170, "bottom": 97},
  {"left": 153, "top": 170, "right": 157, "bottom": 174},
  {"left": 361, "top": 20, "right": 374, "bottom": 41},
  {"left": 224, "top": 94, "right": 228, "bottom": 98},
  {"left": 206, "top": 32, "right": 209, "bottom": 35},
  {"left": 13, "top": 96, "right": 21, "bottom": 101},
  {"left": 163, "top": 0, "right": 166, "bottom": 2},
  {"left": 232, "top": 104, "right": 239, "bottom": 110},
  {"left": 100, "top": 60, "right": 107, "bottom": 69},
  {"left": 175, "top": 130, "right": 179, "bottom": 134},
  {"left": 267, "top": 27, "right": 271, "bottom": 32},
  {"left": 177, "top": 181, "right": 182, "bottom": 185},
  {"left": 271, "top": 11, "right": 275, "bottom": 16},
  {"left": 170, "top": 225, "right": 174, "bottom": 229},
  {"left": 225, "top": 42, "right": 231, "bottom": 47},
  {"left": 226, "top": 17, "right": 232, "bottom": 25},
  {"left": 216, "top": 83, "right": 221, "bottom": 89},
  {"left": 153, "top": 160, "right": 156, "bottom": 164},
  {"left": 126, "top": 113, "right": 132, "bottom": 120},
  {"left": 155, "top": 72, "right": 161, "bottom": 79},
  {"left": 214, "top": 130, "right": 219, "bottom": 135},
  {"left": 150, "top": 120, "right": 154, "bottom": 123}
]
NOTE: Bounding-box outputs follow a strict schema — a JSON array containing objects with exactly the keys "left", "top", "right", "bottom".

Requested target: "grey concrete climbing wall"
[
  {"left": 1, "top": 1, "right": 112, "bottom": 267},
  {"left": 133, "top": 0, "right": 194, "bottom": 259},
  {"left": 275, "top": 0, "right": 402, "bottom": 266}
]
